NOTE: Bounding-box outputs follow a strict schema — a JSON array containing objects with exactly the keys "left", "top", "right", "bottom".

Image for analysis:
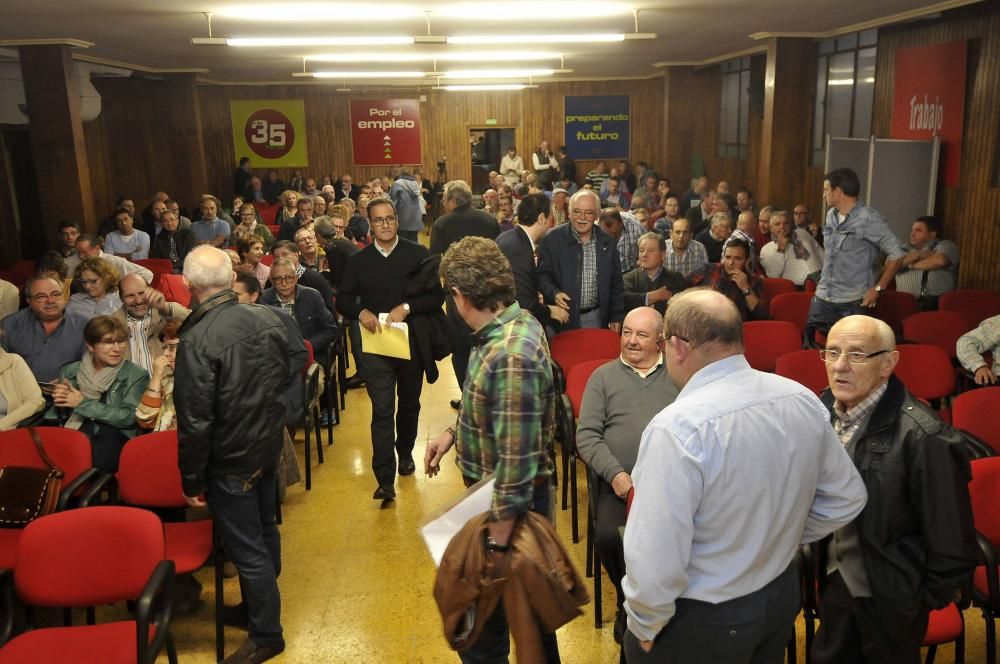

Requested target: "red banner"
[
  {"left": 890, "top": 40, "right": 967, "bottom": 186},
  {"left": 349, "top": 99, "right": 422, "bottom": 166}
]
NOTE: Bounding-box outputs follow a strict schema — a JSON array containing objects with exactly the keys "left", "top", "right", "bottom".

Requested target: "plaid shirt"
[
  {"left": 688, "top": 263, "right": 766, "bottom": 320},
  {"left": 833, "top": 383, "right": 888, "bottom": 446},
  {"left": 573, "top": 226, "right": 599, "bottom": 310},
  {"left": 616, "top": 214, "right": 646, "bottom": 273},
  {"left": 455, "top": 302, "right": 556, "bottom": 521},
  {"left": 664, "top": 239, "right": 709, "bottom": 277}
]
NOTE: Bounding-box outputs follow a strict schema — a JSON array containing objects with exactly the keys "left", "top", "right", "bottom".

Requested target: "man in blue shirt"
[
  {"left": 805, "top": 168, "right": 905, "bottom": 344},
  {"left": 190, "top": 196, "right": 231, "bottom": 248}
]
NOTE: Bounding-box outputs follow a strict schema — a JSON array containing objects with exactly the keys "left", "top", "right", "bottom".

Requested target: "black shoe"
[
  {"left": 450, "top": 399, "right": 461, "bottom": 410},
  {"left": 222, "top": 602, "right": 250, "bottom": 630},
  {"left": 398, "top": 456, "right": 416, "bottom": 476},
  {"left": 613, "top": 608, "right": 626, "bottom": 644},
  {"left": 345, "top": 375, "right": 365, "bottom": 389},
  {"left": 222, "top": 637, "right": 285, "bottom": 664},
  {"left": 373, "top": 485, "right": 396, "bottom": 501}
]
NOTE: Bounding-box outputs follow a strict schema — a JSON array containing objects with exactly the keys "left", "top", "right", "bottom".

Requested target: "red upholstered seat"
[
  {"left": 902, "top": 311, "right": 969, "bottom": 359},
  {"left": 940, "top": 289, "right": 1000, "bottom": 329},
  {"left": 953, "top": 387, "right": 1000, "bottom": 454},
  {"left": 922, "top": 603, "right": 964, "bottom": 646},
  {"left": 775, "top": 350, "right": 828, "bottom": 395},
  {"left": 769, "top": 292, "right": 813, "bottom": 335},
  {"left": 760, "top": 278, "right": 796, "bottom": 315},
  {"left": 895, "top": 345, "right": 955, "bottom": 401},
  {"left": 131, "top": 259, "right": 173, "bottom": 290},
  {"left": 565, "top": 359, "right": 611, "bottom": 419},
  {"left": 165, "top": 520, "right": 214, "bottom": 574},
  {"left": 743, "top": 321, "right": 801, "bottom": 372},
  {"left": 0, "top": 622, "right": 153, "bottom": 664},
  {"left": 261, "top": 254, "right": 275, "bottom": 267},
  {"left": 550, "top": 329, "right": 620, "bottom": 377},
  {"left": 158, "top": 274, "right": 191, "bottom": 308},
  {"left": 0, "top": 531, "right": 20, "bottom": 571},
  {"left": 872, "top": 291, "right": 918, "bottom": 338}
]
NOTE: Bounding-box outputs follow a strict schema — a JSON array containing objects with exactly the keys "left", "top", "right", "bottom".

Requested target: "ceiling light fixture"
[
  {"left": 438, "top": 84, "right": 532, "bottom": 91},
  {"left": 226, "top": 36, "right": 415, "bottom": 47},
  {"left": 305, "top": 50, "right": 561, "bottom": 63},
  {"left": 443, "top": 68, "right": 555, "bottom": 78},
  {"left": 311, "top": 71, "right": 426, "bottom": 78},
  {"left": 447, "top": 33, "right": 637, "bottom": 44},
  {"left": 440, "top": 1, "right": 628, "bottom": 19},
  {"left": 217, "top": 3, "right": 424, "bottom": 21}
]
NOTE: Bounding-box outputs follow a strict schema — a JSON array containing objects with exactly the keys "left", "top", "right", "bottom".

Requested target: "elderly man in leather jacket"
[
  {"left": 812, "top": 315, "right": 978, "bottom": 663},
  {"left": 175, "top": 246, "right": 294, "bottom": 664}
]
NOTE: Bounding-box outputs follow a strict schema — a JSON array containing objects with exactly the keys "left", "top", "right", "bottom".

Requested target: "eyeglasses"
[
  {"left": 819, "top": 349, "right": 891, "bottom": 365},
  {"left": 30, "top": 292, "right": 63, "bottom": 302},
  {"left": 97, "top": 338, "right": 128, "bottom": 347},
  {"left": 80, "top": 278, "right": 100, "bottom": 286},
  {"left": 240, "top": 213, "right": 256, "bottom": 218},
  {"left": 571, "top": 208, "right": 598, "bottom": 218},
  {"left": 371, "top": 216, "right": 397, "bottom": 226},
  {"left": 271, "top": 275, "right": 296, "bottom": 283}
]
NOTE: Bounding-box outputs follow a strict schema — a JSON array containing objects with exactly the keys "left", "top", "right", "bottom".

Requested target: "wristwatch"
[
  {"left": 742, "top": 288, "right": 753, "bottom": 296},
  {"left": 485, "top": 535, "right": 511, "bottom": 552},
  {"left": 874, "top": 285, "right": 884, "bottom": 294},
  {"left": 402, "top": 302, "right": 411, "bottom": 314}
]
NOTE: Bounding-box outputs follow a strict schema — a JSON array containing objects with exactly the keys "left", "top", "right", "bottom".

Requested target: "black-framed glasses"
[
  {"left": 371, "top": 215, "right": 397, "bottom": 226},
  {"left": 819, "top": 349, "right": 891, "bottom": 365},
  {"left": 271, "top": 275, "right": 296, "bottom": 283}
]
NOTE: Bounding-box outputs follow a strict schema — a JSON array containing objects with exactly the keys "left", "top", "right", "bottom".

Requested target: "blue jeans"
[
  {"left": 459, "top": 481, "right": 560, "bottom": 664},
  {"left": 207, "top": 469, "right": 284, "bottom": 650},
  {"left": 805, "top": 296, "right": 863, "bottom": 346}
]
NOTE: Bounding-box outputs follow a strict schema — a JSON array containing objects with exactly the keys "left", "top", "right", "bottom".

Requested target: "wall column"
[{"left": 161, "top": 74, "right": 210, "bottom": 207}]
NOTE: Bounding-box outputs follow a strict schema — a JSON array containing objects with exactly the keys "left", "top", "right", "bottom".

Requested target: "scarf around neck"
[{"left": 65, "top": 352, "right": 125, "bottom": 430}]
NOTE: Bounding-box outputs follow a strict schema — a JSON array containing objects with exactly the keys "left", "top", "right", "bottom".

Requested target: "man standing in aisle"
[
  {"left": 175, "top": 246, "right": 292, "bottom": 664},
  {"left": 425, "top": 236, "right": 560, "bottom": 662},
  {"left": 390, "top": 167, "right": 424, "bottom": 242}
]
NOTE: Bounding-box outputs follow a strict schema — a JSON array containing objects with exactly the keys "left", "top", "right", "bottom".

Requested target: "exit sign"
[{"left": 485, "top": 118, "right": 497, "bottom": 125}]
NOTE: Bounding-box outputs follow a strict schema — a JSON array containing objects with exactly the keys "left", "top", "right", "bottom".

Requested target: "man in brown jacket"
[{"left": 113, "top": 273, "right": 189, "bottom": 373}]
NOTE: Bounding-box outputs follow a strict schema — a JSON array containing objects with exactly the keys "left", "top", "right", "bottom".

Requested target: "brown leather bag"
[{"left": 0, "top": 428, "right": 65, "bottom": 527}]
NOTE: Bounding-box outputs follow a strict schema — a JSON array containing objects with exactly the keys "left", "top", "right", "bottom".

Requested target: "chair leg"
[
  {"left": 275, "top": 480, "right": 283, "bottom": 525},
  {"left": 593, "top": 539, "right": 602, "bottom": 628},
  {"left": 984, "top": 609, "right": 996, "bottom": 664},
  {"left": 585, "top": 516, "right": 594, "bottom": 578},
  {"left": 304, "top": 422, "right": 312, "bottom": 491},
  {"left": 215, "top": 546, "right": 225, "bottom": 663},
  {"left": 325, "top": 384, "right": 335, "bottom": 445},
  {"left": 924, "top": 644, "right": 937, "bottom": 664},
  {"left": 561, "top": 446, "right": 569, "bottom": 511},
  {"left": 786, "top": 634, "right": 797, "bottom": 664},
  {"left": 955, "top": 628, "right": 964, "bottom": 664},
  {"left": 570, "top": 455, "right": 579, "bottom": 544},
  {"left": 314, "top": 407, "right": 325, "bottom": 464},
  {"left": 166, "top": 633, "right": 179, "bottom": 664},
  {"left": 804, "top": 610, "right": 815, "bottom": 664}
]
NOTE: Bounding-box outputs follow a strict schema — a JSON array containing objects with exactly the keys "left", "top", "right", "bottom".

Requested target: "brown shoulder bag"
[{"left": 0, "top": 428, "right": 65, "bottom": 528}]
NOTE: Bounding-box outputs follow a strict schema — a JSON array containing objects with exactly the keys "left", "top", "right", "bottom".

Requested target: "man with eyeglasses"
[
  {"left": 811, "top": 315, "right": 977, "bottom": 664},
  {"left": 623, "top": 289, "right": 867, "bottom": 664},
  {"left": 1, "top": 274, "right": 88, "bottom": 382},
  {"left": 337, "top": 199, "right": 446, "bottom": 502},
  {"left": 538, "top": 189, "right": 625, "bottom": 332},
  {"left": 261, "top": 259, "right": 337, "bottom": 367}
]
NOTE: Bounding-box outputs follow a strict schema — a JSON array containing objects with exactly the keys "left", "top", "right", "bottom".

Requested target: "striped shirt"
[
  {"left": 126, "top": 312, "right": 154, "bottom": 373},
  {"left": 957, "top": 314, "right": 1000, "bottom": 373},
  {"left": 616, "top": 214, "right": 646, "bottom": 273},
  {"left": 573, "top": 226, "right": 599, "bottom": 310},
  {"left": 455, "top": 302, "right": 556, "bottom": 522}
]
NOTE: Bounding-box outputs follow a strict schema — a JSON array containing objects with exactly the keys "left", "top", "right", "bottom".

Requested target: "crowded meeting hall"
[{"left": 1, "top": 1, "right": 1000, "bottom": 662}]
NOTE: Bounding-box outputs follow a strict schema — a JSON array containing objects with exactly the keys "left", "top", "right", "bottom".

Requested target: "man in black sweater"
[{"left": 337, "top": 199, "right": 445, "bottom": 502}]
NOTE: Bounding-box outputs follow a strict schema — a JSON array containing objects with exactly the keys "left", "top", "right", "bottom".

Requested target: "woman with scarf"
[
  {"left": 48, "top": 315, "right": 149, "bottom": 472},
  {"left": 759, "top": 209, "right": 824, "bottom": 286},
  {"left": 232, "top": 202, "right": 274, "bottom": 251}
]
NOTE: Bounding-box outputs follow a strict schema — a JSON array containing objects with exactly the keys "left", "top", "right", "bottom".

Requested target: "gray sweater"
[{"left": 576, "top": 356, "right": 679, "bottom": 485}]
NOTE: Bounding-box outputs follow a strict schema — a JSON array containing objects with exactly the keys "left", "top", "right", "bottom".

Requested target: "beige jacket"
[
  {"left": 112, "top": 303, "right": 190, "bottom": 364},
  {"left": 0, "top": 280, "right": 18, "bottom": 321},
  {"left": 0, "top": 351, "right": 45, "bottom": 430}
]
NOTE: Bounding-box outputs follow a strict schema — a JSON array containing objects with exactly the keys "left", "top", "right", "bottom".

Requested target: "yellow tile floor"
[{"left": 158, "top": 354, "right": 986, "bottom": 663}]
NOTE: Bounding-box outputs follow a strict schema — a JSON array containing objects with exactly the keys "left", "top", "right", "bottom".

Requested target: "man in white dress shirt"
[{"left": 622, "top": 288, "right": 867, "bottom": 663}]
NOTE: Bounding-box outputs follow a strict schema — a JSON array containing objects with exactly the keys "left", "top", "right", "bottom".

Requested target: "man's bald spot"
[
  {"left": 828, "top": 315, "right": 896, "bottom": 351},
  {"left": 119, "top": 272, "right": 148, "bottom": 296},
  {"left": 666, "top": 288, "right": 744, "bottom": 349},
  {"left": 624, "top": 305, "right": 664, "bottom": 338}
]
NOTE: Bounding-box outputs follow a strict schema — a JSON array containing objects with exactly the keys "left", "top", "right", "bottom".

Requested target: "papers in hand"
[
  {"left": 421, "top": 475, "right": 495, "bottom": 567},
  {"left": 359, "top": 313, "right": 410, "bottom": 360}
]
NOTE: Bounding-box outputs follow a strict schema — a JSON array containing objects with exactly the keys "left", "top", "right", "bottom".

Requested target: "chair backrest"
[
  {"left": 565, "top": 359, "right": 612, "bottom": 418},
  {"left": 872, "top": 291, "right": 919, "bottom": 338},
  {"left": 0, "top": 427, "right": 92, "bottom": 486},
  {"left": 743, "top": 321, "right": 802, "bottom": 372},
  {"left": 902, "top": 310, "right": 969, "bottom": 359},
  {"left": 549, "top": 329, "right": 620, "bottom": 377},
  {"left": 253, "top": 202, "right": 280, "bottom": 225},
  {"left": 303, "top": 339, "right": 315, "bottom": 373},
  {"left": 116, "top": 430, "right": 187, "bottom": 508},
  {"left": 2, "top": 260, "right": 37, "bottom": 290},
  {"left": 158, "top": 274, "right": 192, "bottom": 308},
  {"left": 775, "top": 350, "right": 829, "bottom": 395},
  {"left": 970, "top": 457, "right": 1000, "bottom": 550},
  {"left": 939, "top": 289, "right": 1000, "bottom": 329},
  {"left": 952, "top": 387, "right": 1000, "bottom": 454},
  {"left": 305, "top": 363, "right": 322, "bottom": 410},
  {"left": 895, "top": 344, "right": 955, "bottom": 400},
  {"left": 261, "top": 254, "right": 275, "bottom": 267},
  {"left": 769, "top": 292, "right": 813, "bottom": 335},
  {"left": 15, "top": 506, "right": 165, "bottom": 607},
  {"left": 760, "top": 278, "right": 796, "bottom": 314},
  {"left": 132, "top": 258, "right": 173, "bottom": 276}
]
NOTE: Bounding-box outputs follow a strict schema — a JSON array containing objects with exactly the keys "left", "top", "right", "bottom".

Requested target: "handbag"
[{"left": 0, "top": 428, "right": 65, "bottom": 527}]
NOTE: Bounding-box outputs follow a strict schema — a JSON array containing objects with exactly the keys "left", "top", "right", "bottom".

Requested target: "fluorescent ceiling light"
[
  {"left": 443, "top": 68, "right": 555, "bottom": 78},
  {"left": 226, "top": 36, "right": 414, "bottom": 47},
  {"left": 440, "top": 84, "right": 529, "bottom": 91},
  {"left": 827, "top": 78, "right": 855, "bottom": 86},
  {"left": 448, "top": 33, "right": 625, "bottom": 44},
  {"left": 312, "top": 71, "right": 426, "bottom": 78},
  {"left": 440, "top": 1, "right": 628, "bottom": 19},
  {"left": 216, "top": 3, "right": 424, "bottom": 20},
  {"left": 306, "top": 50, "right": 561, "bottom": 63}
]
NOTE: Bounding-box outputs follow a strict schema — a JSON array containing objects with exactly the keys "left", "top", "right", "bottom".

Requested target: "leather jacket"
[
  {"left": 174, "top": 290, "right": 293, "bottom": 497},
  {"left": 819, "top": 375, "right": 978, "bottom": 611}
]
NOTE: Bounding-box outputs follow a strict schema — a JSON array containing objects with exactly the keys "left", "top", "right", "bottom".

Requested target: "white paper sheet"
[{"left": 420, "top": 475, "right": 495, "bottom": 567}]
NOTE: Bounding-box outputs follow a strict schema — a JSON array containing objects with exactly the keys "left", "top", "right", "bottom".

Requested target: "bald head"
[
  {"left": 666, "top": 289, "right": 743, "bottom": 350},
  {"left": 736, "top": 211, "right": 756, "bottom": 235},
  {"left": 621, "top": 306, "right": 665, "bottom": 369},
  {"left": 624, "top": 306, "right": 664, "bottom": 338},
  {"left": 829, "top": 315, "right": 896, "bottom": 351},
  {"left": 825, "top": 315, "right": 899, "bottom": 409}
]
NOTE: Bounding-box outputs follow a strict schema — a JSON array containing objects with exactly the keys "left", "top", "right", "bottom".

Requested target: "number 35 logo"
[{"left": 243, "top": 109, "right": 296, "bottom": 160}]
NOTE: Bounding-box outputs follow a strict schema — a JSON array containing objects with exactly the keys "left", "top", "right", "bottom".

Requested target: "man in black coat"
[
  {"left": 260, "top": 258, "right": 338, "bottom": 365},
  {"left": 175, "top": 246, "right": 293, "bottom": 664},
  {"left": 233, "top": 157, "right": 253, "bottom": 200},
  {"left": 496, "top": 193, "right": 569, "bottom": 329},
  {"left": 622, "top": 232, "right": 688, "bottom": 315}
]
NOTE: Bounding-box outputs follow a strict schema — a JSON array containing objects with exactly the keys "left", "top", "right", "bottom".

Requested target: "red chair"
[
  {"left": 922, "top": 603, "right": 966, "bottom": 663},
  {"left": 873, "top": 291, "right": 919, "bottom": 338},
  {"left": 0, "top": 261, "right": 37, "bottom": 290},
  {"left": 743, "top": 321, "right": 802, "bottom": 372},
  {"left": 549, "top": 328, "right": 620, "bottom": 393},
  {"left": 267, "top": 224, "right": 281, "bottom": 237},
  {"left": 903, "top": 311, "right": 970, "bottom": 359},
  {"left": 940, "top": 290, "right": 1000, "bottom": 330},
  {"left": 896, "top": 345, "right": 956, "bottom": 419},
  {"left": 260, "top": 254, "right": 275, "bottom": 267},
  {"left": 0, "top": 428, "right": 97, "bottom": 570},
  {"left": 252, "top": 202, "right": 280, "bottom": 226},
  {"left": 760, "top": 278, "right": 796, "bottom": 315},
  {"left": 115, "top": 431, "right": 223, "bottom": 662},
  {"left": 0, "top": 506, "right": 175, "bottom": 664},
  {"left": 953, "top": 387, "right": 1000, "bottom": 454},
  {"left": 295, "top": 343, "right": 325, "bottom": 491},
  {"left": 157, "top": 274, "right": 191, "bottom": 308},
  {"left": 969, "top": 456, "right": 1000, "bottom": 664},
  {"left": 775, "top": 350, "right": 828, "bottom": 395},
  {"left": 132, "top": 259, "right": 173, "bottom": 290},
  {"left": 769, "top": 292, "right": 813, "bottom": 336}
]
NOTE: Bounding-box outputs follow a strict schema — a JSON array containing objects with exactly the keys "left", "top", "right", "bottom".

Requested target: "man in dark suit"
[
  {"left": 685, "top": 190, "right": 716, "bottom": 236},
  {"left": 335, "top": 174, "right": 360, "bottom": 203},
  {"left": 496, "top": 193, "right": 570, "bottom": 330},
  {"left": 538, "top": 189, "right": 625, "bottom": 333},
  {"left": 261, "top": 258, "right": 338, "bottom": 365},
  {"left": 233, "top": 157, "right": 253, "bottom": 200},
  {"left": 623, "top": 232, "right": 688, "bottom": 315}
]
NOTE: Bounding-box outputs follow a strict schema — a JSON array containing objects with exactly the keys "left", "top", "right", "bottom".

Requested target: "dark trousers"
[
  {"left": 594, "top": 483, "right": 627, "bottom": 608},
  {"left": 623, "top": 562, "right": 799, "bottom": 664},
  {"left": 348, "top": 319, "right": 364, "bottom": 378},
  {"left": 805, "top": 296, "right": 863, "bottom": 345},
  {"left": 446, "top": 295, "right": 472, "bottom": 388},
  {"left": 207, "top": 469, "right": 283, "bottom": 650},
  {"left": 399, "top": 230, "right": 420, "bottom": 242},
  {"left": 79, "top": 420, "right": 128, "bottom": 473},
  {"left": 811, "top": 572, "right": 927, "bottom": 664},
  {"left": 361, "top": 351, "right": 423, "bottom": 487},
  {"left": 459, "top": 482, "right": 560, "bottom": 664}
]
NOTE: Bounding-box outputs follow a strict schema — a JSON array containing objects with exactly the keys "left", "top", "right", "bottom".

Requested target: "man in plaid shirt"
[
  {"left": 664, "top": 218, "right": 709, "bottom": 277},
  {"left": 426, "top": 235, "right": 560, "bottom": 662}
]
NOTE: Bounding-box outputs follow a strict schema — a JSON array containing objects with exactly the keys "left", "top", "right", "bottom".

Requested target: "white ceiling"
[{"left": 0, "top": 0, "right": 977, "bottom": 84}]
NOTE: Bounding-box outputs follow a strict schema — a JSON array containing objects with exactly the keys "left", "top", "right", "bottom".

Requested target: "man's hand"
[
  {"left": 775, "top": 234, "right": 790, "bottom": 252},
  {"left": 184, "top": 494, "right": 207, "bottom": 508},
  {"left": 647, "top": 287, "right": 672, "bottom": 304},
  {"left": 425, "top": 429, "right": 456, "bottom": 477},
  {"left": 385, "top": 303, "right": 409, "bottom": 325},
  {"left": 359, "top": 309, "right": 382, "bottom": 333},
  {"left": 554, "top": 292, "right": 571, "bottom": 311},
  {"left": 861, "top": 287, "right": 880, "bottom": 308},
  {"left": 145, "top": 287, "right": 171, "bottom": 315},
  {"left": 610, "top": 471, "right": 633, "bottom": 499},
  {"left": 610, "top": 322, "right": 622, "bottom": 333},
  {"left": 728, "top": 269, "right": 750, "bottom": 292},
  {"left": 639, "top": 639, "right": 654, "bottom": 653},
  {"left": 975, "top": 366, "right": 998, "bottom": 385},
  {"left": 548, "top": 305, "right": 569, "bottom": 324}
]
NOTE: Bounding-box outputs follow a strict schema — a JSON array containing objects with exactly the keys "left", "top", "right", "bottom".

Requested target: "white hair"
[
  {"left": 569, "top": 188, "right": 600, "bottom": 210},
  {"left": 183, "top": 246, "right": 233, "bottom": 291}
]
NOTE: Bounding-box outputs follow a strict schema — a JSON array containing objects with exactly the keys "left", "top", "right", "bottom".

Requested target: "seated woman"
[
  {"left": 688, "top": 237, "right": 766, "bottom": 321},
  {"left": 0, "top": 348, "right": 45, "bottom": 430},
  {"left": 49, "top": 315, "right": 149, "bottom": 472},
  {"left": 66, "top": 257, "right": 122, "bottom": 320},
  {"left": 238, "top": 237, "right": 271, "bottom": 289},
  {"left": 136, "top": 321, "right": 180, "bottom": 432},
  {"left": 232, "top": 202, "right": 275, "bottom": 251}
]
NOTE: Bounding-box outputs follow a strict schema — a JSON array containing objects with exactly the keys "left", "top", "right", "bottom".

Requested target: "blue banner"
[{"left": 564, "top": 95, "right": 630, "bottom": 160}]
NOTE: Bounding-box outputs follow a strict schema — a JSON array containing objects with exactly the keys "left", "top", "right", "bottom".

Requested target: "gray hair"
[
  {"left": 710, "top": 211, "right": 732, "bottom": 228},
  {"left": 665, "top": 288, "right": 743, "bottom": 350},
  {"left": 183, "top": 246, "right": 232, "bottom": 291},
  {"left": 569, "top": 188, "right": 601, "bottom": 210},
  {"left": 638, "top": 231, "right": 666, "bottom": 252},
  {"left": 443, "top": 180, "right": 473, "bottom": 208},
  {"left": 270, "top": 258, "right": 296, "bottom": 273}
]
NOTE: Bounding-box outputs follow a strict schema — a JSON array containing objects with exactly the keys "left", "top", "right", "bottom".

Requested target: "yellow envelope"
[{"left": 360, "top": 322, "right": 411, "bottom": 360}]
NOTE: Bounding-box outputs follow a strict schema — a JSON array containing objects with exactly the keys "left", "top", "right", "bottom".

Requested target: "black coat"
[
  {"left": 404, "top": 254, "right": 451, "bottom": 383},
  {"left": 175, "top": 291, "right": 293, "bottom": 497},
  {"left": 151, "top": 228, "right": 197, "bottom": 273},
  {"left": 261, "top": 285, "right": 339, "bottom": 363},
  {"left": 429, "top": 206, "right": 499, "bottom": 255},
  {"left": 496, "top": 226, "right": 550, "bottom": 327},
  {"left": 622, "top": 267, "right": 688, "bottom": 315}
]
